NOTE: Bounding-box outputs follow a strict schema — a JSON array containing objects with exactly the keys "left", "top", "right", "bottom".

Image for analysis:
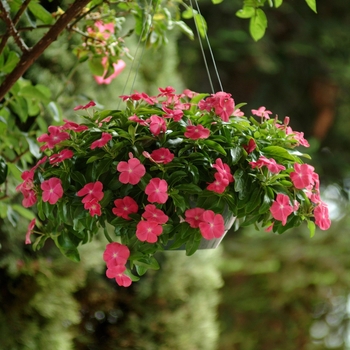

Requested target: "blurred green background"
[{"left": 1, "top": 0, "right": 350, "bottom": 349}]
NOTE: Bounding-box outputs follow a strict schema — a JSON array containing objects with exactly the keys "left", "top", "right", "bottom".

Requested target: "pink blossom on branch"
[
  {"left": 148, "top": 115, "right": 166, "bottom": 136},
  {"left": 198, "top": 210, "right": 225, "bottom": 240},
  {"left": 207, "top": 172, "right": 229, "bottom": 194},
  {"left": 49, "top": 149, "right": 74, "bottom": 165},
  {"left": 212, "top": 158, "right": 234, "bottom": 183},
  {"left": 314, "top": 203, "right": 331, "bottom": 230},
  {"left": 37, "top": 126, "right": 70, "bottom": 150},
  {"left": 184, "top": 124, "right": 210, "bottom": 140},
  {"left": 61, "top": 120, "right": 89, "bottom": 132},
  {"left": 290, "top": 163, "right": 315, "bottom": 189},
  {"left": 25, "top": 218, "right": 36, "bottom": 244},
  {"left": 250, "top": 155, "right": 285, "bottom": 174},
  {"left": 251, "top": 106, "right": 272, "bottom": 119},
  {"left": 270, "top": 193, "right": 294, "bottom": 226},
  {"left": 73, "top": 101, "right": 96, "bottom": 111},
  {"left": 150, "top": 148, "right": 174, "bottom": 164},
  {"left": 77, "top": 181, "right": 104, "bottom": 203},
  {"left": 84, "top": 198, "right": 102, "bottom": 216},
  {"left": 145, "top": 178, "right": 168, "bottom": 204},
  {"left": 41, "top": 177, "right": 63, "bottom": 205},
  {"left": 117, "top": 157, "right": 146, "bottom": 185},
  {"left": 106, "top": 265, "right": 132, "bottom": 287},
  {"left": 103, "top": 242, "right": 130, "bottom": 266},
  {"left": 136, "top": 220, "right": 163, "bottom": 243},
  {"left": 112, "top": 196, "right": 139, "bottom": 220},
  {"left": 90, "top": 132, "right": 112, "bottom": 149},
  {"left": 185, "top": 207, "right": 205, "bottom": 228},
  {"left": 94, "top": 58, "right": 126, "bottom": 85},
  {"left": 142, "top": 204, "right": 169, "bottom": 224}
]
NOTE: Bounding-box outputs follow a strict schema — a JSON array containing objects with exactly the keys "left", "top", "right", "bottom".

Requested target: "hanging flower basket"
[{"left": 17, "top": 87, "right": 331, "bottom": 287}]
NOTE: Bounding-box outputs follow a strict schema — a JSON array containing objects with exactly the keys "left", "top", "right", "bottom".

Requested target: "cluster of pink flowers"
[
  {"left": 103, "top": 242, "right": 132, "bottom": 287},
  {"left": 207, "top": 158, "right": 234, "bottom": 194},
  {"left": 77, "top": 181, "right": 104, "bottom": 216}
]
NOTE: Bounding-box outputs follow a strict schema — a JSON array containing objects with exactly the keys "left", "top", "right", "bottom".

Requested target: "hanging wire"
[
  {"left": 189, "top": 0, "right": 224, "bottom": 93},
  {"left": 118, "top": 0, "right": 154, "bottom": 108}
]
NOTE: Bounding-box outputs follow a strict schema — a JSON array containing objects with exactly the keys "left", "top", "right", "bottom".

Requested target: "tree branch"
[{"left": 0, "top": 0, "right": 91, "bottom": 101}]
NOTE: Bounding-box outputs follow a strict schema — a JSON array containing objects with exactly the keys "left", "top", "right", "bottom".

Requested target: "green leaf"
[
  {"left": 174, "top": 183, "right": 202, "bottom": 194},
  {"left": 182, "top": 8, "right": 194, "bottom": 19},
  {"left": 0, "top": 157, "right": 8, "bottom": 184},
  {"left": 194, "top": 13, "right": 207, "bottom": 38},
  {"left": 9, "top": 96, "right": 28, "bottom": 122},
  {"left": 170, "top": 193, "right": 187, "bottom": 212},
  {"left": 56, "top": 231, "right": 81, "bottom": 262},
  {"left": 12, "top": 204, "right": 35, "bottom": 220},
  {"left": 305, "top": 0, "right": 317, "bottom": 13},
  {"left": 236, "top": 6, "right": 255, "bottom": 19},
  {"left": 88, "top": 56, "right": 105, "bottom": 76},
  {"left": 203, "top": 140, "right": 227, "bottom": 155},
  {"left": 274, "top": 0, "right": 283, "bottom": 7},
  {"left": 262, "top": 145, "right": 297, "bottom": 162},
  {"left": 1, "top": 51, "right": 20, "bottom": 73},
  {"left": 7, "top": 163, "right": 22, "bottom": 181},
  {"left": 175, "top": 21, "right": 194, "bottom": 40},
  {"left": 308, "top": 220, "right": 316, "bottom": 238},
  {"left": 212, "top": 0, "right": 223, "bottom": 3},
  {"left": 249, "top": 9, "right": 267, "bottom": 41},
  {"left": 48, "top": 102, "right": 62, "bottom": 122},
  {"left": 28, "top": 1, "right": 54, "bottom": 24},
  {"left": 19, "top": 85, "right": 50, "bottom": 103}
]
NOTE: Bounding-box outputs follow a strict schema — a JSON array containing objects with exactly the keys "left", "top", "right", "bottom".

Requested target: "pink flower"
[
  {"left": 145, "top": 178, "right": 168, "bottom": 204},
  {"left": 290, "top": 163, "right": 315, "bottom": 189},
  {"left": 251, "top": 106, "right": 272, "bottom": 119},
  {"left": 162, "top": 106, "right": 183, "bottom": 122},
  {"left": 117, "top": 157, "right": 146, "bottom": 185},
  {"left": 136, "top": 220, "right": 163, "bottom": 243},
  {"left": 270, "top": 193, "right": 293, "bottom": 226},
  {"left": 103, "top": 242, "right": 130, "bottom": 266},
  {"left": 184, "top": 125, "right": 210, "bottom": 140},
  {"left": 16, "top": 170, "right": 34, "bottom": 193},
  {"left": 84, "top": 198, "right": 102, "bottom": 216},
  {"left": 41, "top": 177, "right": 63, "bottom": 205},
  {"left": 73, "top": 101, "right": 96, "bottom": 111},
  {"left": 207, "top": 172, "right": 229, "bottom": 194},
  {"left": 25, "top": 218, "right": 36, "bottom": 244},
  {"left": 90, "top": 132, "right": 112, "bottom": 149},
  {"left": 314, "top": 203, "right": 331, "bottom": 230},
  {"left": 142, "top": 204, "right": 168, "bottom": 224},
  {"left": 213, "top": 91, "right": 235, "bottom": 121},
  {"left": 37, "top": 126, "right": 70, "bottom": 150},
  {"left": 158, "top": 86, "right": 176, "bottom": 96},
  {"left": 129, "top": 114, "right": 148, "bottom": 126},
  {"left": 150, "top": 148, "right": 174, "bottom": 164},
  {"left": 243, "top": 139, "right": 256, "bottom": 154},
  {"left": 94, "top": 58, "right": 126, "bottom": 85},
  {"left": 22, "top": 189, "right": 37, "bottom": 208},
  {"left": 106, "top": 265, "right": 132, "bottom": 287},
  {"left": 77, "top": 181, "right": 104, "bottom": 203},
  {"left": 250, "top": 156, "right": 285, "bottom": 174},
  {"left": 149, "top": 115, "right": 166, "bottom": 136},
  {"left": 185, "top": 208, "right": 205, "bottom": 228},
  {"left": 212, "top": 158, "right": 234, "bottom": 183},
  {"left": 49, "top": 149, "right": 74, "bottom": 165},
  {"left": 198, "top": 210, "right": 225, "bottom": 240},
  {"left": 88, "top": 20, "right": 115, "bottom": 39},
  {"left": 61, "top": 120, "right": 89, "bottom": 132},
  {"left": 112, "top": 196, "right": 139, "bottom": 220}
]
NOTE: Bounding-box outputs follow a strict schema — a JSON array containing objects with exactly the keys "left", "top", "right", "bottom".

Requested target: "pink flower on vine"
[
  {"left": 184, "top": 125, "right": 210, "bottom": 140},
  {"left": 25, "top": 218, "right": 36, "bottom": 245},
  {"left": 149, "top": 115, "right": 166, "bottom": 136},
  {"left": 198, "top": 210, "right": 225, "bottom": 240},
  {"left": 213, "top": 92, "right": 235, "bottom": 122},
  {"left": 90, "top": 132, "right": 112, "bottom": 149},
  {"left": 150, "top": 148, "right": 174, "bottom": 164},
  {"left": 136, "top": 220, "right": 163, "bottom": 243},
  {"left": 250, "top": 156, "right": 285, "bottom": 174},
  {"left": 94, "top": 58, "right": 126, "bottom": 85},
  {"left": 61, "top": 120, "right": 89, "bottom": 132},
  {"left": 314, "top": 203, "right": 331, "bottom": 230},
  {"left": 207, "top": 172, "right": 229, "bottom": 194},
  {"left": 290, "top": 163, "right": 315, "bottom": 189},
  {"left": 142, "top": 204, "right": 169, "bottom": 224},
  {"left": 251, "top": 106, "right": 272, "bottom": 119},
  {"left": 117, "top": 157, "right": 146, "bottom": 185},
  {"left": 129, "top": 114, "right": 148, "bottom": 126},
  {"left": 185, "top": 207, "right": 205, "bottom": 228},
  {"left": 106, "top": 265, "right": 132, "bottom": 287},
  {"left": 112, "top": 196, "right": 139, "bottom": 220},
  {"left": 269, "top": 193, "right": 293, "bottom": 226},
  {"left": 243, "top": 139, "right": 256, "bottom": 154},
  {"left": 103, "top": 242, "right": 130, "bottom": 266},
  {"left": 84, "top": 198, "right": 102, "bottom": 216},
  {"left": 145, "top": 178, "right": 168, "bottom": 204},
  {"left": 41, "top": 177, "right": 63, "bottom": 205},
  {"left": 77, "top": 181, "right": 104, "bottom": 203},
  {"left": 22, "top": 189, "right": 37, "bottom": 208},
  {"left": 73, "top": 101, "right": 96, "bottom": 111},
  {"left": 158, "top": 86, "right": 176, "bottom": 96},
  {"left": 49, "top": 149, "right": 74, "bottom": 165},
  {"left": 37, "top": 126, "right": 70, "bottom": 150},
  {"left": 213, "top": 158, "right": 234, "bottom": 183},
  {"left": 162, "top": 106, "right": 183, "bottom": 122}
]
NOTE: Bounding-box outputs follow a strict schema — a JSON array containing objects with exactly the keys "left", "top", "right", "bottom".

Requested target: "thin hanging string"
[
  {"left": 118, "top": 0, "right": 154, "bottom": 108},
  {"left": 189, "top": 0, "right": 224, "bottom": 93}
]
